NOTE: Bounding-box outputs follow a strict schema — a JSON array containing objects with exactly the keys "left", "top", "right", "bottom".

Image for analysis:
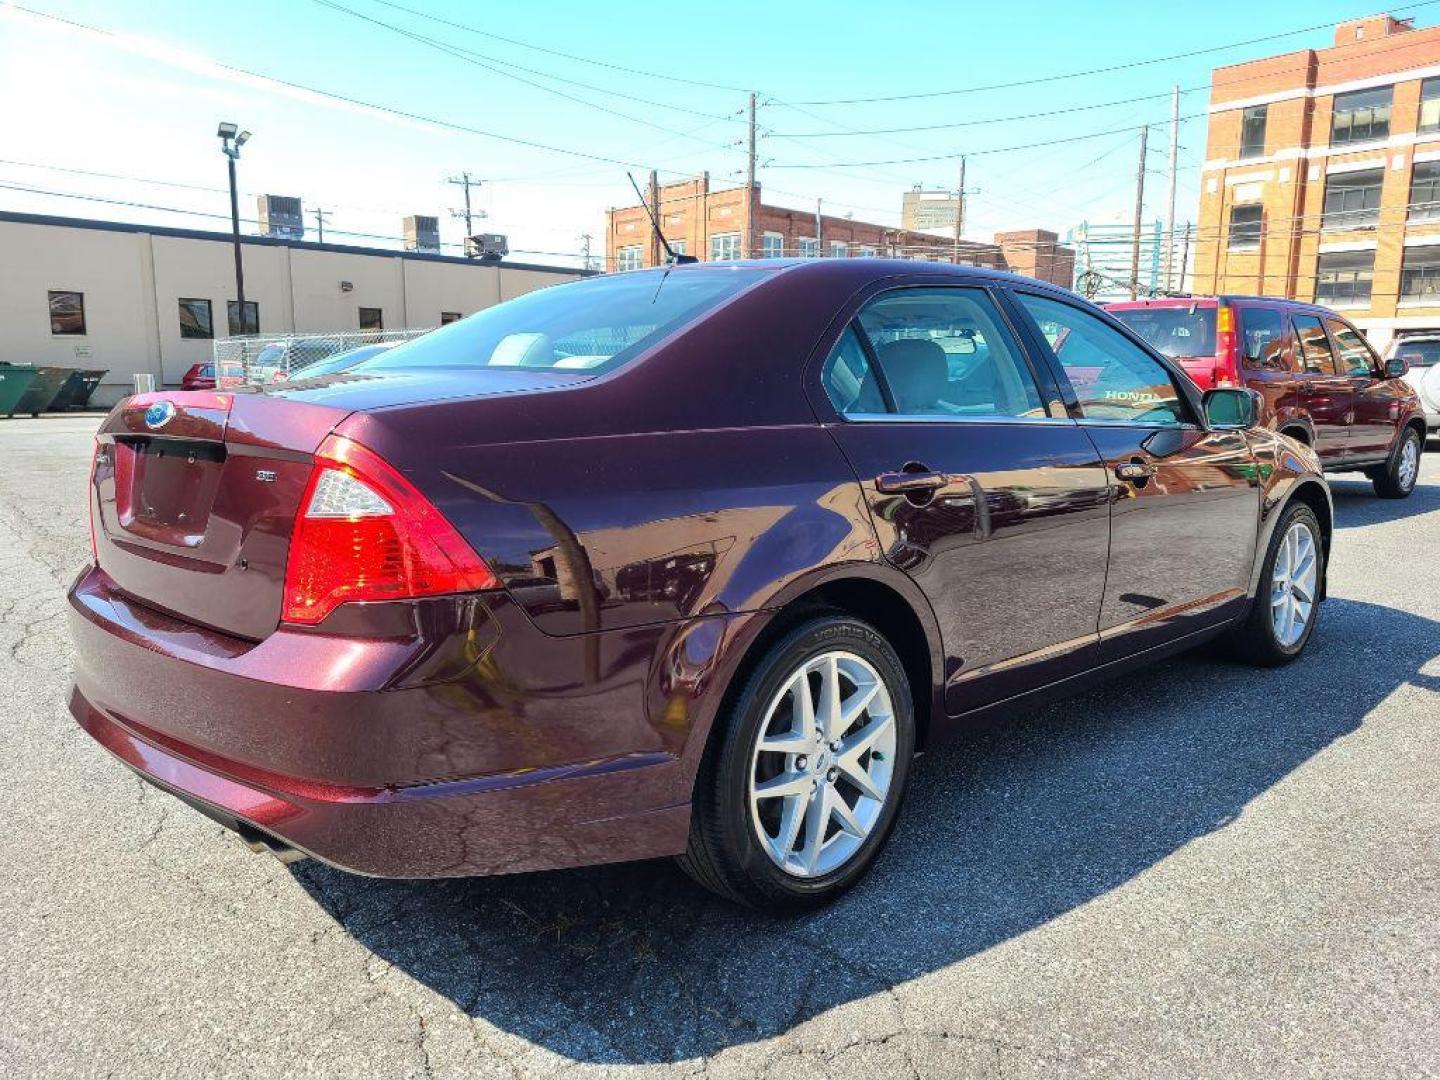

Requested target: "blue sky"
[{"left": 0, "top": 0, "right": 1428, "bottom": 266}]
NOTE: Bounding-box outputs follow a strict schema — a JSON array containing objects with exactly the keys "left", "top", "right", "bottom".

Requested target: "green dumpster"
[
  {"left": 6, "top": 366, "right": 74, "bottom": 418},
  {"left": 49, "top": 368, "right": 109, "bottom": 411},
  {"left": 0, "top": 365, "right": 42, "bottom": 418}
]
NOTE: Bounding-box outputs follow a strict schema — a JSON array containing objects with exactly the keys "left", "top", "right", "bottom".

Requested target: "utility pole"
[
  {"left": 1163, "top": 85, "right": 1180, "bottom": 292},
  {"left": 1130, "top": 125, "right": 1149, "bottom": 301},
  {"left": 579, "top": 233, "right": 594, "bottom": 272},
  {"left": 648, "top": 170, "right": 661, "bottom": 266},
  {"left": 311, "top": 206, "right": 330, "bottom": 245},
  {"left": 1179, "top": 221, "right": 1192, "bottom": 294},
  {"left": 953, "top": 155, "right": 967, "bottom": 264},
  {"left": 815, "top": 198, "right": 822, "bottom": 256},
  {"left": 447, "top": 172, "right": 481, "bottom": 254},
  {"left": 745, "top": 92, "right": 757, "bottom": 259}
]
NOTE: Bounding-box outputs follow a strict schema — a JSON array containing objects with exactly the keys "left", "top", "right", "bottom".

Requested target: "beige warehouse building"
[{"left": 0, "top": 211, "right": 587, "bottom": 408}]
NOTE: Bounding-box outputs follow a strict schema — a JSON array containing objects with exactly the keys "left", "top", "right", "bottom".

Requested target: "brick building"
[
  {"left": 606, "top": 176, "right": 1075, "bottom": 287},
  {"left": 1196, "top": 13, "right": 1440, "bottom": 348}
]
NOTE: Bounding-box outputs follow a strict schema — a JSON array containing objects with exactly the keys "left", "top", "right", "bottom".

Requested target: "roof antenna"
[{"left": 627, "top": 172, "right": 697, "bottom": 265}]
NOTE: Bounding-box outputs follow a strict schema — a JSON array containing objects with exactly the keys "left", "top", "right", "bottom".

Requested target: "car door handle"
[
  {"left": 876, "top": 470, "right": 948, "bottom": 494},
  {"left": 1114, "top": 461, "right": 1157, "bottom": 482}
]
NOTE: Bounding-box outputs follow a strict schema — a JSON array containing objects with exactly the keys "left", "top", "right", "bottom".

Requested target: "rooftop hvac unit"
[
  {"left": 257, "top": 195, "right": 304, "bottom": 240},
  {"left": 404, "top": 215, "right": 440, "bottom": 253},
  {"left": 465, "top": 233, "right": 508, "bottom": 262}
]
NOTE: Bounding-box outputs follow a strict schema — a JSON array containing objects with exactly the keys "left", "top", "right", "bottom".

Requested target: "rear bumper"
[{"left": 67, "top": 565, "right": 695, "bottom": 878}]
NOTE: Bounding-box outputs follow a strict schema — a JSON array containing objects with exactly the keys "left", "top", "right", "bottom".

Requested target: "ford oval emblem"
[{"left": 143, "top": 400, "right": 176, "bottom": 430}]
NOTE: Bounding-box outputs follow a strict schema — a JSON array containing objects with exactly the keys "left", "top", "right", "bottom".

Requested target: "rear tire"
[
  {"left": 1372, "top": 427, "right": 1422, "bottom": 499},
  {"left": 678, "top": 615, "right": 915, "bottom": 911},
  {"left": 1226, "top": 502, "right": 1324, "bottom": 667}
]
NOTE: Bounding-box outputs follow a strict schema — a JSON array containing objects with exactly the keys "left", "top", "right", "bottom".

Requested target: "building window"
[
  {"left": 827, "top": 240, "right": 848, "bottom": 258},
  {"left": 1315, "top": 250, "right": 1375, "bottom": 306},
  {"left": 709, "top": 232, "right": 741, "bottom": 261},
  {"left": 226, "top": 300, "right": 258, "bottom": 336},
  {"left": 859, "top": 245, "right": 878, "bottom": 258},
  {"left": 669, "top": 238, "right": 687, "bottom": 256},
  {"left": 1322, "top": 168, "right": 1384, "bottom": 230},
  {"left": 798, "top": 237, "right": 819, "bottom": 258},
  {"left": 1400, "top": 245, "right": 1440, "bottom": 301},
  {"left": 178, "top": 298, "right": 214, "bottom": 340},
  {"left": 1409, "top": 160, "right": 1440, "bottom": 221},
  {"left": 616, "top": 245, "right": 643, "bottom": 272},
  {"left": 48, "top": 290, "right": 86, "bottom": 335},
  {"left": 1240, "top": 105, "right": 1267, "bottom": 159},
  {"left": 440, "top": 311, "right": 463, "bottom": 325},
  {"left": 762, "top": 232, "right": 784, "bottom": 258},
  {"left": 1227, "top": 204, "right": 1263, "bottom": 251},
  {"left": 359, "top": 307, "right": 383, "bottom": 331},
  {"left": 1421, "top": 78, "right": 1440, "bottom": 133},
  {"left": 1331, "top": 86, "right": 1392, "bottom": 146}
]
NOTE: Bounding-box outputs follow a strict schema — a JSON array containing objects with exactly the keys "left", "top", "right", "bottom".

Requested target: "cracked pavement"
[{"left": 0, "top": 414, "right": 1437, "bottom": 1078}]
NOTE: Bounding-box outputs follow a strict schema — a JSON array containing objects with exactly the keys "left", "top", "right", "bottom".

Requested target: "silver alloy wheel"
[
  {"left": 748, "top": 651, "right": 897, "bottom": 878},
  {"left": 1397, "top": 434, "right": 1420, "bottom": 492},
  {"left": 1270, "top": 521, "right": 1319, "bottom": 648}
]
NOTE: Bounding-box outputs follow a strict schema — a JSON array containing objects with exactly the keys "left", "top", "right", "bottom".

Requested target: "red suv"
[{"left": 1107, "top": 296, "right": 1427, "bottom": 498}]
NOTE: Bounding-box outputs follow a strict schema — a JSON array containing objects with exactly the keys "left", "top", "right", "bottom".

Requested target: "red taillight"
[
  {"left": 1214, "top": 305, "right": 1239, "bottom": 387},
  {"left": 281, "top": 435, "right": 498, "bottom": 626}
]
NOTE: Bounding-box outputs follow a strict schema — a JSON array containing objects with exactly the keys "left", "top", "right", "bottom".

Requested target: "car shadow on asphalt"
[
  {"left": 289, "top": 597, "right": 1439, "bottom": 1065},
  {"left": 1328, "top": 467, "right": 1440, "bottom": 528}
]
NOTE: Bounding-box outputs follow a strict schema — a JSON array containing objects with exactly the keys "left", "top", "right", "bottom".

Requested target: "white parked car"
[{"left": 1384, "top": 333, "right": 1440, "bottom": 440}]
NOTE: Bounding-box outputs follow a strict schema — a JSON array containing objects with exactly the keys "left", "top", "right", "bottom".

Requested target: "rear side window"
[
  {"left": 1238, "top": 306, "right": 1290, "bottom": 370},
  {"left": 841, "top": 287, "right": 1045, "bottom": 418},
  {"left": 820, "top": 326, "right": 885, "bottom": 415},
  {"left": 365, "top": 268, "right": 765, "bottom": 375},
  {"left": 1291, "top": 315, "right": 1336, "bottom": 374},
  {"left": 1109, "top": 306, "right": 1217, "bottom": 359},
  {"left": 1016, "top": 292, "right": 1188, "bottom": 426}
]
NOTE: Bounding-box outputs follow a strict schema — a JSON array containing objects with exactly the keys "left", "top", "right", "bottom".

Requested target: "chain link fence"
[{"left": 212, "top": 328, "right": 433, "bottom": 385}]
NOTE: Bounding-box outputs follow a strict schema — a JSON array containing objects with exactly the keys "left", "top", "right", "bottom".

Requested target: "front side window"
[
  {"left": 616, "top": 245, "right": 644, "bottom": 272},
  {"left": 1240, "top": 105, "right": 1268, "bottom": 159},
  {"left": 366, "top": 266, "right": 765, "bottom": 374},
  {"left": 1315, "top": 250, "right": 1374, "bottom": 306},
  {"left": 1015, "top": 292, "right": 1187, "bottom": 426},
  {"left": 1389, "top": 337, "right": 1440, "bottom": 366},
  {"left": 49, "top": 290, "right": 85, "bottom": 335},
  {"left": 1325, "top": 318, "right": 1378, "bottom": 376},
  {"left": 1409, "top": 161, "right": 1440, "bottom": 222},
  {"left": 845, "top": 287, "right": 1045, "bottom": 418},
  {"left": 1238, "top": 306, "right": 1291, "bottom": 370},
  {"left": 762, "top": 232, "right": 784, "bottom": 258},
  {"left": 178, "top": 298, "right": 213, "bottom": 340},
  {"left": 359, "top": 307, "right": 384, "bottom": 331},
  {"left": 1331, "top": 85, "right": 1392, "bottom": 146},
  {"left": 709, "top": 233, "right": 740, "bottom": 261},
  {"left": 1228, "top": 204, "right": 1263, "bottom": 250},
  {"left": 1291, "top": 314, "right": 1337, "bottom": 374},
  {"left": 226, "top": 300, "right": 258, "bottom": 336},
  {"left": 1401, "top": 244, "right": 1440, "bottom": 300},
  {"left": 1420, "top": 77, "right": 1440, "bottom": 133},
  {"left": 1322, "top": 168, "right": 1384, "bottom": 230}
]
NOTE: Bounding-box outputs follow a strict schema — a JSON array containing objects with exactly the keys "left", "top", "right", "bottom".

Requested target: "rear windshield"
[
  {"left": 363, "top": 267, "right": 767, "bottom": 374},
  {"left": 1109, "top": 307, "right": 1217, "bottom": 359},
  {"left": 1390, "top": 339, "right": 1440, "bottom": 367}
]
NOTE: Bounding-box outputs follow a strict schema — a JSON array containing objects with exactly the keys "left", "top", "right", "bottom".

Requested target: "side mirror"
[
  {"left": 1383, "top": 355, "right": 1410, "bottom": 379},
  {"left": 1203, "top": 386, "right": 1259, "bottom": 430}
]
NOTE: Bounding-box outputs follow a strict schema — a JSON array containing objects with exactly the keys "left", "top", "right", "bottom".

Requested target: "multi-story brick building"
[
  {"left": 1196, "top": 13, "right": 1440, "bottom": 347},
  {"left": 606, "top": 176, "right": 1075, "bottom": 287}
]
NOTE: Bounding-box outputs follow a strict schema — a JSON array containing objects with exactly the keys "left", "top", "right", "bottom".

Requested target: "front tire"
[
  {"left": 1372, "top": 427, "right": 1422, "bottom": 499},
  {"left": 678, "top": 615, "right": 915, "bottom": 911},
  {"left": 1227, "top": 502, "right": 1324, "bottom": 667}
]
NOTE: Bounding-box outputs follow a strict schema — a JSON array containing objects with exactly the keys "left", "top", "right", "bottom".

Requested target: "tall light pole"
[{"left": 217, "top": 123, "right": 252, "bottom": 332}]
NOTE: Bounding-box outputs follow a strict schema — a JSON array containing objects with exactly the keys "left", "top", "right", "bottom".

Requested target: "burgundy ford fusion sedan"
[{"left": 68, "top": 260, "right": 1333, "bottom": 910}]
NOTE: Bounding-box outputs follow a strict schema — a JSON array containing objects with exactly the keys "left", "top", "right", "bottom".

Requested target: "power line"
[{"left": 788, "top": 0, "right": 1440, "bottom": 104}]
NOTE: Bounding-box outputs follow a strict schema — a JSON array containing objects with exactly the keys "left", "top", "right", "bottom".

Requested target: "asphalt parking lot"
[{"left": 0, "top": 413, "right": 1436, "bottom": 1079}]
